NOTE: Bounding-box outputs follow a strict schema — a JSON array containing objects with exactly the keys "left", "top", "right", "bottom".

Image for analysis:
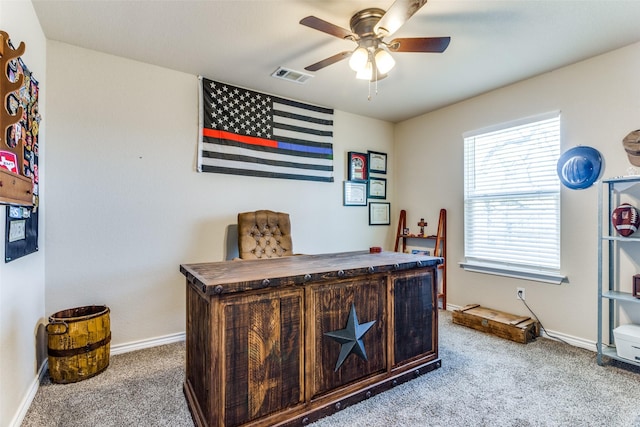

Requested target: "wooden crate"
[{"left": 452, "top": 304, "right": 539, "bottom": 344}]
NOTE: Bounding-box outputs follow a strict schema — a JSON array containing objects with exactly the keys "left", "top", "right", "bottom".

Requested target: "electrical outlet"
[{"left": 517, "top": 287, "right": 525, "bottom": 300}]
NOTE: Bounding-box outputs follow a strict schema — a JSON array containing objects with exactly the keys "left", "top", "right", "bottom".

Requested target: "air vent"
[{"left": 271, "top": 67, "right": 313, "bottom": 84}]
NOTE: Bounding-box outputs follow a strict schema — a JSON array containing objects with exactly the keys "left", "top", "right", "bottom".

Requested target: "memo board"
[{"left": 2, "top": 35, "right": 40, "bottom": 262}]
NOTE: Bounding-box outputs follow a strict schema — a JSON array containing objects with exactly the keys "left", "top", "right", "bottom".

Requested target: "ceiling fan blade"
[
  {"left": 374, "top": 0, "right": 429, "bottom": 37},
  {"left": 304, "top": 51, "right": 351, "bottom": 72},
  {"left": 300, "top": 16, "right": 355, "bottom": 40},
  {"left": 388, "top": 37, "right": 450, "bottom": 53}
]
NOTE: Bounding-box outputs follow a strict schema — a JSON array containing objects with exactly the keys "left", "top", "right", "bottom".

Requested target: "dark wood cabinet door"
[
  {"left": 308, "top": 276, "right": 387, "bottom": 398},
  {"left": 222, "top": 288, "right": 304, "bottom": 426},
  {"left": 185, "top": 286, "right": 215, "bottom": 425},
  {"left": 393, "top": 270, "right": 436, "bottom": 366}
]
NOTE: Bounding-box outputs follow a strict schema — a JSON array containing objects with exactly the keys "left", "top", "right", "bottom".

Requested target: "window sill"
[{"left": 459, "top": 261, "right": 566, "bottom": 285}]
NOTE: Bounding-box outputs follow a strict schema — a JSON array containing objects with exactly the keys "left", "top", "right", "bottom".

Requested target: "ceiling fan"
[{"left": 300, "top": 0, "right": 451, "bottom": 81}]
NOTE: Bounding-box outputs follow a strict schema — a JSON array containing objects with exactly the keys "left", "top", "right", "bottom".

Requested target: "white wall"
[
  {"left": 44, "top": 41, "right": 395, "bottom": 347},
  {"left": 0, "top": 1, "right": 46, "bottom": 426},
  {"left": 395, "top": 41, "right": 640, "bottom": 345}
]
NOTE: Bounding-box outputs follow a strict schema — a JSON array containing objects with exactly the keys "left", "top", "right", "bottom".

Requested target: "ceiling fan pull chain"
[
  {"left": 375, "top": 59, "right": 378, "bottom": 95},
  {"left": 375, "top": 70, "right": 379, "bottom": 96}
]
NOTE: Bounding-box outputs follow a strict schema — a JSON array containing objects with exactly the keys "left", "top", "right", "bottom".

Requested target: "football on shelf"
[{"left": 611, "top": 203, "right": 640, "bottom": 237}]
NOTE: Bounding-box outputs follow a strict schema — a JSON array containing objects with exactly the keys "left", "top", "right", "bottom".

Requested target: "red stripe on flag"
[{"left": 203, "top": 128, "right": 278, "bottom": 148}]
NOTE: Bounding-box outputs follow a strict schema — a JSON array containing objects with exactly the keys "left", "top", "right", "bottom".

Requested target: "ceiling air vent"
[{"left": 271, "top": 67, "right": 313, "bottom": 84}]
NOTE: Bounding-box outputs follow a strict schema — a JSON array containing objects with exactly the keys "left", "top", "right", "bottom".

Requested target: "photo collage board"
[{"left": 4, "top": 40, "right": 40, "bottom": 262}]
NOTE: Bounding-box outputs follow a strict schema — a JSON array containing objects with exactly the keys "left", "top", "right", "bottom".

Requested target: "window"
[{"left": 461, "top": 112, "right": 565, "bottom": 284}]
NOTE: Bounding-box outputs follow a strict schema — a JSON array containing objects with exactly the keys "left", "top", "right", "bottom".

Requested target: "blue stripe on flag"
[{"left": 277, "top": 141, "right": 334, "bottom": 155}]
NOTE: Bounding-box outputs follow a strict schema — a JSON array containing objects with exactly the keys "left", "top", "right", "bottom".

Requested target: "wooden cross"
[{"left": 418, "top": 218, "right": 427, "bottom": 236}]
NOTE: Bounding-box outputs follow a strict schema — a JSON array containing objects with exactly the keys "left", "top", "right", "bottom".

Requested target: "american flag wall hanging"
[{"left": 198, "top": 77, "right": 334, "bottom": 182}]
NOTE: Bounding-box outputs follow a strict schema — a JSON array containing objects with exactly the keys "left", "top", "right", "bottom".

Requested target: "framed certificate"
[
  {"left": 368, "top": 177, "right": 387, "bottom": 199},
  {"left": 369, "top": 202, "right": 390, "bottom": 225},
  {"left": 348, "top": 151, "right": 368, "bottom": 181},
  {"left": 368, "top": 150, "right": 387, "bottom": 174},
  {"left": 343, "top": 181, "right": 367, "bottom": 206}
]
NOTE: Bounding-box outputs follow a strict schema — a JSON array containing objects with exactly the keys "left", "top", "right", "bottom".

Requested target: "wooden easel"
[
  {"left": 395, "top": 208, "right": 447, "bottom": 309},
  {"left": 394, "top": 209, "right": 407, "bottom": 252},
  {"left": 434, "top": 209, "right": 447, "bottom": 309}
]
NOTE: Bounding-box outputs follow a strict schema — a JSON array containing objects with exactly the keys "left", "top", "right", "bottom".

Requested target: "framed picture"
[
  {"left": 369, "top": 202, "right": 391, "bottom": 225},
  {"left": 368, "top": 177, "right": 387, "bottom": 199},
  {"left": 411, "top": 249, "right": 431, "bottom": 256},
  {"left": 368, "top": 150, "right": 387, "bottom": 174},
  {"left": 348, "top": 151, "right": 368, "bottom": 181},
  {"left": 343, "top": 181, "right": 367, "bottom": 206}
]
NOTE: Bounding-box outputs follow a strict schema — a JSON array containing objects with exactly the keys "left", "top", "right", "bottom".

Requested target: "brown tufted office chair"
[{"left": 237, "top": 210, "right": 294, "bottom": 260}]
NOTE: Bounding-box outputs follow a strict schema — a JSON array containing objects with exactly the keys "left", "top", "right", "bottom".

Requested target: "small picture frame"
[
  {"left": 411, "top": 249, "right": 431, "bottom": 256},
  {"left": 348, "top": 151, "right": 368, "bottom": 181},
  {"left": 343, "top": 181, "right": 367, "bottom": 206},
  {"left": 369, "top": 202, "right": 391, "bottom": 225},
  {"left": 368, "top": 150, "right": 387, "bottom": 174},
  {"left": 368, "top": 177, "right": 387, "bottom": 199},
  {"left": 634, "top": 274, "right": 640, "bottom": 298},
  {"left": 8, "top": 220, "right": 25, "bottom": 242}
]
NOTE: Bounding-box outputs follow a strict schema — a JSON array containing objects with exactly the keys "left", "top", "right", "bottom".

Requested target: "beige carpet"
[{"left": 22, "top": 311, "right": 640, "bottom": 426}]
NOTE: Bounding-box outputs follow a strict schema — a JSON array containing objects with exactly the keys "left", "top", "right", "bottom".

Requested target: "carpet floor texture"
[{"left": 22, "top": 311, "right": 640, "bottom": 426}]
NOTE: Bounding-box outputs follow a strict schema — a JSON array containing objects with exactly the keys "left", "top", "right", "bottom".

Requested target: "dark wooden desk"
[{"left": 180, "top": 251, "right": 442, "bottom": 427}]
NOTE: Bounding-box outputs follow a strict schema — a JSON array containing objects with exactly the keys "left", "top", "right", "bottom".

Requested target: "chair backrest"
[{"left": 237, "top": 210, "right": 293, "bottom": 260}]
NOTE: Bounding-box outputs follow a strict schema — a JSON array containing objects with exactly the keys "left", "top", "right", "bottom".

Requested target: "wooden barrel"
[{"left": 46, "top": 305, "right": 111, "bottom": 384}]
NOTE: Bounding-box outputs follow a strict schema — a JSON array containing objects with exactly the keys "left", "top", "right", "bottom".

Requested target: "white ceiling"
[{"left": 31, "top": 0, "right": 640, "bottom": 123}]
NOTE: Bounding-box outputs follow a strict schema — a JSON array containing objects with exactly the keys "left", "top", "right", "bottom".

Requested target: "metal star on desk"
[{"left": 324, "top": 304, "right": 376, "bottom": 372}]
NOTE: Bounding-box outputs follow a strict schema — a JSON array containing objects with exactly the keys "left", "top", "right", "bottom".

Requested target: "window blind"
[{"left": 463, "top": 113, "right": 561, "bottom": 272}]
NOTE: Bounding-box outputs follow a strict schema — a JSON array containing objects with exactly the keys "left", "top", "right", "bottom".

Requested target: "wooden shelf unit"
[
  {"left": 395, "top": 209, "right": 447, "bottom": 309},
  {"left": 0, "top": 30, "right": 32, "bottom": 206},
  {"left": 597, "top": 177, "right": 640, "bottom": 367}
]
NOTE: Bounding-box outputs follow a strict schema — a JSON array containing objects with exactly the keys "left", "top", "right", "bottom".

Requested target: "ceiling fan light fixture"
[
  {"left": 356, "top": 60, "right": 373, "bottom": 80},
  {"left": 349, "top": 47, "right": 369, "bottom": 72},
  {"left": 374, "top": 48, "right": 395, "bottom": 74}
]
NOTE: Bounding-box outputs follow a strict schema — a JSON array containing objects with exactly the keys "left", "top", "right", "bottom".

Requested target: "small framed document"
[
  {"left": 368, "top": 151, "right": 387, "bottom": 174},
  {"left": 8, "top": 220, "right": 26, "bottom": 242},
  {"left": 369, "top": 202, "right": 390, "bottom": 225},
  {"left": 368, "top": 177, "right": 387, "bottom": 199},
  {"left": 348, "top": 151, "right": 368, "bottom": 181},
  {"left": 343, "top": 181, "right": 367, "bottom": 206}
]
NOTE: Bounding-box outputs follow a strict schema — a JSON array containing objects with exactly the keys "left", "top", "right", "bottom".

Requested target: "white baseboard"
[
  {"left": 9, "top": 331, "right": 186, "bottom": 427},
  {"left": 9, "top": 358, "right": 48, "bottom": 427},
  {"left": 538, "top": 328, "right": 596, "bottom": 351},
  {"left": 110, "top": 331, "right": 186, "bottom": 355}
]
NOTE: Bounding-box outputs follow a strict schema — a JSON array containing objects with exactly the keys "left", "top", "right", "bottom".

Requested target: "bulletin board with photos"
[{"left": 2, "top": 34, "right": 40, "bottom": 262}]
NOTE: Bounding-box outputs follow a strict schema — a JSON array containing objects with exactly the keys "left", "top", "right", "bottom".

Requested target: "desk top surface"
[{"left": 180, "top": 250, "right": 442, "bottom": 296}]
